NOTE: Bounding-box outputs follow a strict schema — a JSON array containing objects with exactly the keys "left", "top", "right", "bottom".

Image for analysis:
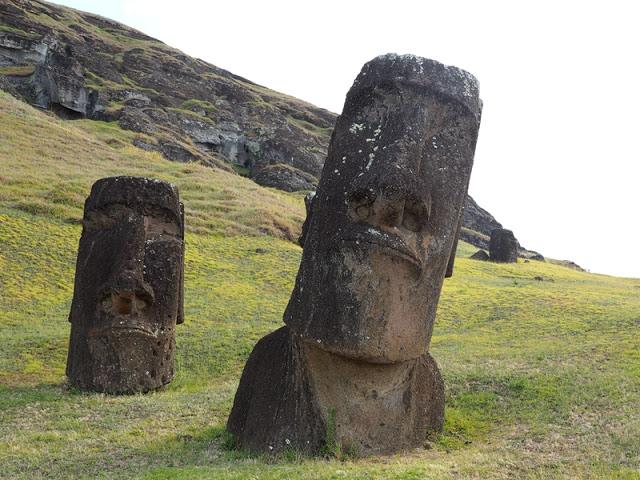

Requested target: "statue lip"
[
  {"left": 89, "top": 318, "right": 157, "bottom": 338},
  {"left": 339, "top": 224, "right": 422, "bottom": 269}
]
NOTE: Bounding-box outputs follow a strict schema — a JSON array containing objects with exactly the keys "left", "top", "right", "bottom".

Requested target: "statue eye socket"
[
  {"left": 144, "top": 216, "right": 181, "bottom": 240},
  {"left": 348, "top": 187, "right": 377, "bottom": 221},
  {"left": 402, "top": 198, "right": 429, "bottom": 232},
  {"left": 84, "top": 206, "right": 130, "bottom": 231},
  {"left": 349, "top": 188, "right": 376, "bottom": 206}
]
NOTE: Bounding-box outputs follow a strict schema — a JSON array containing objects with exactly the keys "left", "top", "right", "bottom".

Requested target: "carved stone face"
[
  {"left": 285, "top": 55, "right": 481, "bottom": 363},
  {"left": 66, "top": 177, "right": 184, "bottom": 394}
]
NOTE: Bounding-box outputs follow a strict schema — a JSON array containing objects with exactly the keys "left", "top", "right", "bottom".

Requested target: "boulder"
[
  {"left": 252, "top": 164, "right": 318, "bottom": 192},
  {"left": 470, "top": 249, "right": 490, "bottom": 261},
  {"left": 489, "top": 228, "right": 519, "bottom": 263}
]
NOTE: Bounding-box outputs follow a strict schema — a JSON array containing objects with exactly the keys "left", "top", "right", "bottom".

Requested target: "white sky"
[{"left": 50, "top": 0, "right": 640, "bottom": 278}]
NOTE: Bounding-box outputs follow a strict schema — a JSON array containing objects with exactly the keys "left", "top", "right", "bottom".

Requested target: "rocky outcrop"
[
  {"left": 0, "top": 30, "right": 98, "bottom": 118},
  {"left": 0, "top": 0, "right": 333, "bottom": 177},
  {"left": 252, "top": 164, "right": 317, "bottom": 192},
  {"left": 463, "top": 195, "right": 502, "bottom": 237},
  {"left": 550, "top": 259, "right": 584, "bottom": 271}
]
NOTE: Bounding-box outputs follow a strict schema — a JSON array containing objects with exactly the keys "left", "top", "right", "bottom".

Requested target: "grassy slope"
[
  {"left": 0, "top": 92, "right": 639, "bottom": 479},
  {"left": 0, "top": 91, "right": 305, "bottom": 240}
]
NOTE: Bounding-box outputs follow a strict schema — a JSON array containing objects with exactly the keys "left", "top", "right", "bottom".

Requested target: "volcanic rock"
[
  {"left": 470, "top": 250, "right": 490, "bottom": 261},
  {"left": 489, "top": 228, "right": 519, "bottom": 263}
]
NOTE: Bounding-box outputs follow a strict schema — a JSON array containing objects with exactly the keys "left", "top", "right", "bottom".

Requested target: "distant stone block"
[{"left": 489, "top": 228, "right": 518, "bottom": 263}]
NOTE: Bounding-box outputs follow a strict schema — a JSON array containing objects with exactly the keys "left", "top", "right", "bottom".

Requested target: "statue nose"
[
  {"left": 102, "top": 268, "right": 155, "bottom": 315},
  {"left": 348, "top": 184, "right": 430, "bottom": 232},
  {"left": 110, "top": 290, "right": 152, "bottom": 315},
  {"left": 370, "top": 193, "right": 404, "bottom": 228}
]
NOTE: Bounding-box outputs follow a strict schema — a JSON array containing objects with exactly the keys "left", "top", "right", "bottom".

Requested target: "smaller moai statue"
[
  {"left": 489, "top": 228, "right": 518, "bottom": 263},
  {"left": 66, "top": 176, "right": 184, "bottom": 394}
]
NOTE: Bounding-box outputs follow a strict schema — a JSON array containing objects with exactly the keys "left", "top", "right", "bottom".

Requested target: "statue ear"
[
  {"left": 445, "top": 214, "right": 463, "bottom": 278},
  {"left": 177, "top": 202, "right": 185, "bottom": 324},
  {"left": 298, "top": 191, "right": 316, "bottom": 248}
]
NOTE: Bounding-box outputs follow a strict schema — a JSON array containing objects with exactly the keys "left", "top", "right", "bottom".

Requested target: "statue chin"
[{"left": 84, "top": 328, "right": 174, "bottom": 394}]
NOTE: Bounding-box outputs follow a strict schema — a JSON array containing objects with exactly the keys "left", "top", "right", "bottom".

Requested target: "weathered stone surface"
[
  {"left": 66, "top": 176, "right": 184, "bottom": 394},
  {"left": 228, "top": 54, "right": 481, "bottom": 455},
  {"left": 489, "top": 228, "right": 518, "bottom": 263},
  {"left": 470, "top": 249, "right": 490, "bottom": 261},
  {"left": 0, "top": 31, "right": 98, "bottom": 118}
]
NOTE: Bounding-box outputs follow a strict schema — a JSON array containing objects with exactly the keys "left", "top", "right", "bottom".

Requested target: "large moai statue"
[
  {"left": 489, "top": 228, "right": 518, "bottom": 263},
  {"left": 66, "top": 177, "right": 185, "bottom": 394},
  {"left": 227, "top": 54, "right": 482, "bottom": 455}
]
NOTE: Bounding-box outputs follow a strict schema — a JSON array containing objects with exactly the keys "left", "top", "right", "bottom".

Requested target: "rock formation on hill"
[
  {"left": 0, "top": 0, "right": 532, "bottom": 254},
  {"left": 228, "top": 54, "right": 481, "bottom": 455},
  {"left": 0, "top": 0, "right": 334, "bottom": 181}
]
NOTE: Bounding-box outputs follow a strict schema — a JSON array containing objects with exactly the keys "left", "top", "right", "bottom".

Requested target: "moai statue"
[
  {"left": 489, "top": 228, "right": 518, "bottom": 263},
  {"left": 66, "top": 176, "right": 184, "bottom": 394},
  {"left": 227, "top": 54, "right": 482, "bottom": 455}
]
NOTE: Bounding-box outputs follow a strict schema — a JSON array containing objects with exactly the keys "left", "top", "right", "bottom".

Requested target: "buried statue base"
[
  {"left": 227, "top": 327, "right": 444, "bottom": 454},
  {"left": 228, "top": 54, "right": 481, "bottom": 455}
]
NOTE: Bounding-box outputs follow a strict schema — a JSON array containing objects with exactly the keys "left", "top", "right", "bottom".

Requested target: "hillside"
[
  {"left": 0, "top": 0, "right": 334, "bottom": 188},
  {"left": 1, "top": 91, "right": 639, "bottom": 479},
  {"left": 0, "top": 0, "right": 529, "bottom": 254}
]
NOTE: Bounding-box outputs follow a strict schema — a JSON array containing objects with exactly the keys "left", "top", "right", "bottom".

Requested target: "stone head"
[
  {"left": 285, "top": 54, "right": 481, "bottom": 363},
  {"left": 66, "top": 176, "right": 184, "bottom": 393}
]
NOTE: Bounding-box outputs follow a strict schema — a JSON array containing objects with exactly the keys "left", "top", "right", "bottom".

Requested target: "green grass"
[
  {"left": 0, "top": 24, "right": 41, "bottom": 40},
  {"left": 455, "top": 239, "right": 478, "bottom": 257},
  {"left": 1, "top": 92, "right": 639, "bottom": 479},
  {"left": 0, "top": 65, "right": 36, "bottom": 77},
  {"left": 287, "top": 115, "right": 333, "bottom": 137},
  {"left": 181, "top": 99, "right": 217, "bottom": 115}
]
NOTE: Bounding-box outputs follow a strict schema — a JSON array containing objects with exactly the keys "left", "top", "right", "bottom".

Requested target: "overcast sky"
[{"left": 50, "top": 0, "right": 640, "bottom": 278}]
